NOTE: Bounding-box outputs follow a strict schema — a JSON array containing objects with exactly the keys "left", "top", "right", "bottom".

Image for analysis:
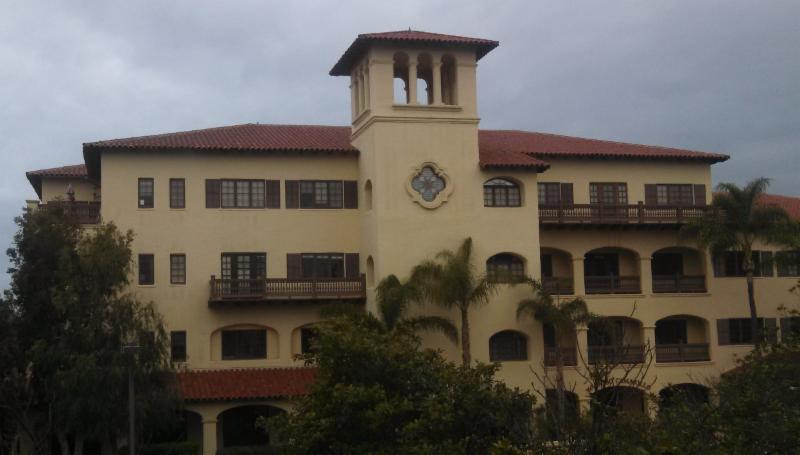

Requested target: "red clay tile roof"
[
  {"left": 759, "top": 193, "right": 800, "bottom": 221},
  {"left": 478, "top": 130, "right": 729, "bottom": 163},
  {"left": 26, "top": 164, "right": 90, "bottom": 198},
  {"left": 77, "top": 124, "right": 727, "bottom": 180},
  {"left": 177, "top": 367, "right": 316, "bottom": 402},
  {"left": 330, "top": 30, "right": 499, "bottom": 76}
]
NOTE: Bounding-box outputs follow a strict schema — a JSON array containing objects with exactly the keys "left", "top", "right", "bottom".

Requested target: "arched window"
[
  {"left": 489, "top": 330, "right": 528, "bottom": 361},
  {"left": 393, "top": 52, "right": 410, "bottom": 104},
  {"left": 366, "top": 256, "right": 375, "bottom": 287},
  {"left": 484, "top": 178, "right": 521, "bottom": 207},
  {"left": 417, "top": 53, "right": 433, "bottom": 105},
  {"left": 441, "top": 54, "right": 457, "bottom": 105},
  {"left": 487, "top": 253, "right": 525, "bottom": 282},
  {"left": 364, "top": 180, "right": 373, "bottom": 210}
]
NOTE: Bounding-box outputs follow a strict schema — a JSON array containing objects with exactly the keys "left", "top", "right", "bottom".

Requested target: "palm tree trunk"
[{"left": 460, "top": 305, "right": 471, "bottom": 366}]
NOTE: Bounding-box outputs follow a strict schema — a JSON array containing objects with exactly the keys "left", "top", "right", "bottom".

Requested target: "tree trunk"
[
  {"left": 57, "top": 432, "right": 70, "bottom": 455},
  {"left": 73, "top": 435, "right": 84, "bottom": 455},
  {"left": 554, "top": 335, "right": 566, "bottom": 439},
  {"left": 460, "top": 305, "right": 471, "bottom": 366}
]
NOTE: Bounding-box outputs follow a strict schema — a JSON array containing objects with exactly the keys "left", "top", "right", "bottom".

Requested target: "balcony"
[
  {"left": 652, "top": 275, "right": 706, "bottom": 293},
  {"left": 654, "top": 343, "right": 710, "bottom": 363},
  {"left": 539, "top": 203, "right": 710, "bottom": 227},
  {"left": 588, "top": 345, "right": 645, "bottom": 364},
  {"left": 37, "top": 201, "right": 100, "bottom": 224},
  {"left": 584, "top": 275, "right": 641, "bottom": 294},
  {"left": 209, "top": 275, "right": 366, "bottom": 306},
  {"left": 541, "top": 277, "right": 574, "bottom": 295},
  {"left": 544, "top": 347, "right": 577, "bottom": 366}
]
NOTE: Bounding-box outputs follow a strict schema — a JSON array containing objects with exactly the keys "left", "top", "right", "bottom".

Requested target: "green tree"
[
  {"left": 682, "top": 178, "right": 799, "bottom": 343},
  {"left": 269, "top": 314, "right": 535, "bottom": 454},
  {"left": 410, "top": 238, "right": 497, "bottom": 365},
  {"left": 1, "top": 207, "right": 180, "bottom": 455},
  {"left": 516, "top": 279, "right": 592, "bottom": 439},
  {"left": 375, "top": 274, "right": 458, "bottom": 343}
]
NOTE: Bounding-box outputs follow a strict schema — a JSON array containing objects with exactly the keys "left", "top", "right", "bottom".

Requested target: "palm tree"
[
  {"left": 517, "top": 279, "right": 592, "bottom": 434},
  {"left": 410, "top": 237, "right": 497, "bottom": 366},
  {"left": 319, "top": 274, "right": 458, "bottom": 344},
  {"left": 682, "top": 177, "right": 799, "bottom": 343}
]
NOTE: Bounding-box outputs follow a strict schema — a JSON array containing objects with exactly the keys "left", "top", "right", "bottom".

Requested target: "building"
[{"left": 24, "top": 31, "right": 800, "bottom": 453}]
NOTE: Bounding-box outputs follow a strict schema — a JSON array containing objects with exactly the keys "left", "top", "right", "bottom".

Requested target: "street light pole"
[{"left": 123, "top": 344, "right": 141, "bottom": 455}]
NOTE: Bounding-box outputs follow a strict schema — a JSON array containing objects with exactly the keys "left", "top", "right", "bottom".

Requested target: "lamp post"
[{"left": 122, "top": 344, "right": 141, "bottom": 455}]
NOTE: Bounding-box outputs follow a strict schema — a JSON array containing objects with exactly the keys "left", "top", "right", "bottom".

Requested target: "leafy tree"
[
  {"left": 269, "top": 314, "right": 535, "bottom": 454},
  {"left": 516, "top": 278, "right": 592, "bottom": 439},
  {"left": 375, "top": 274, "right": 458, "bottom": 343},
  {"left": 1, "top": 207, "right": 180, "bottom": 455},
  {"left": 410, "top": 238, "right": 497, "bottom": 365},
  {"left": 682, "top": 177, "right": 800, "bottom": 342}
]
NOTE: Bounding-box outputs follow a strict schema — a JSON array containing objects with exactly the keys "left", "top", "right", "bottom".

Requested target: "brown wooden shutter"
[
  {"left": 345, "top": 253, "right": 360, "bottom": 278},
  {"left": 693, "top": 184, "right": 706, "bottom": 206},
  {"left": 644, "top": 184, "right": 657, "bottom": 205},
  {"left": 559, "top": 183, "right": 573, "bottom": 205},
  {"left": 266, "top": 180, "right": 280, "bottom": 208},
  {"left": 343, "top": 181, "right": 358, "bottom": 209},
  {"left": 286, "top": 254, "right": 302, "bottom": 279},
  {"left": 205, "top": 179, "right": 220, "bottom": 208},
  {"left": 716, "top": 319, "right": 730, "bottom": 345},
  {"left": 285, "top": 180, "right": 299, "bottom": 209}
]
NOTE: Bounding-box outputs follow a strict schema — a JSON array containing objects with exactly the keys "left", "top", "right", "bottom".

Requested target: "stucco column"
[
  {"left": 362, "top": 67, "right": 370, "bottom": 109},
  {"left": 407, "top": 62, "right": 418, "bottom": 104},
  {"left": 572, "top": 256, "right": 586, "bottom": 296},
  {"left": 202, "top": 419, "right": 217, "bottom": 455},
  {"left": 643, "top": 325, "right": 656, "bottom": 363},
  {"left": 432, "top": 61, "right": 442, "bottom": 105},
  {"left": 639, "top": 256, "right": 652, "bottom": 294}
]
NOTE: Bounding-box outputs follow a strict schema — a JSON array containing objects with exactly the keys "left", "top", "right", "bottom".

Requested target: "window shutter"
[
  {"left": 343, "top": 181, "right": 358, "bottom": 209},
  {"left": 693, "top": 184, "right": 706, "bottom": 206},
  {"left": 560, "top": 183, "right": 574, "bottom": 205},
  {"left": 205, "top": 179, "right": 220, "bottom": 208},
  {"left": 644, "top": 184, "right": 657, "bottom": 205},
  {"left": 759, "top": 251, "right": 774, "bottom": 277},
  {"left": 286, "top": 254, "right": 302, "bottom": 279},
  {"left": 345, "top": 253, "right": 360, "bottom": 278},
  {"left": 285, "top": 181, "right": 299, "bottom": 209},
  {"left": 716, "top": 319, "right": 730, "bottom": 345},
  {"left": 266, "top": 180, "right": 280, "bottom": 208},
  {"left": 764, "top": 318, "right": 778, "bottom": 344}
]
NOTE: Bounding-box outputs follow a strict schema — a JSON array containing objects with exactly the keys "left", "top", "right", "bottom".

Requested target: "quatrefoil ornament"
[{"left": 406, "top": 162, "right": 453, "bottom": 209}]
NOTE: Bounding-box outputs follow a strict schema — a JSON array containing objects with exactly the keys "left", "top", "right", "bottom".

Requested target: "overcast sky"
[{"left": 1, "top": 0, "right": 798, "bottom": 288}]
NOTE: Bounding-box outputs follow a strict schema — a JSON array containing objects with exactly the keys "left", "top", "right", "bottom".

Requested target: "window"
[
  {"left": 300, "top": 181, "right": 343, "bottom": 208},
  {"left": 221, "top": 253, "right": 266, "bottom": 281},
  {"left": 536, "top": 182, "right": 574, "bottom": 206},
  {"left": 221, "top": 329, "right": 267, "bottom": 360},
  {"left": 170, "top": 254, "right": 186, "bottom": 284},
  {"left": 489, "top": 331, "right": 527, "bottom": 361},
  {"left": 301, "top": 253, "right": 345, "bottom": 278},
  {"left": 590, "top": 183, "right": 627, "bottom": 205},
  {"left": 301, "top": 327, "right": 318, "bottom": 354},
  {"left": 169, "top": 178, "right": 185, "bottom": 208},
  {"left": 655, "top": 319, "right": 687, "bottom": 345},
  {"left": 781, "top": 317, "right": 800, "bottom": 341},
  {"left": 138, "top": 178, "right": 154, "bottom": 208},
  {"left": 484, "top": 178, "right": 521, "bottom": 207},
  {"left": 486, "top": 253, "right": 525, "bottom": 282},
  {"left": 170, "top": 331, "right": 186, "bottom": 362},
  {"left": 713, "top": 251, "right": 773, "bottom": 277},
  {"left": 651, "top": 253, "right": 684, "bottom": 276},
  {"left": 777, "top": 251, "right": 800, "bottom": 277},
  {"left": 718, "top": 318, "right": 777, "bottom": 345},
  {"left": 138, "top": 254, "right": 154, "bottom": 285},
  {"left": 541, "top": 254, "right": 553, "bottom": 278},
  {"left": 220, "top": 180, "right": 265, "bottom": 208},
  {"left": 588, "top": 320, "right": 624, "bottom": 346},
  {"left": 645, "top": 184, "right": 705, "bottom": 206}
]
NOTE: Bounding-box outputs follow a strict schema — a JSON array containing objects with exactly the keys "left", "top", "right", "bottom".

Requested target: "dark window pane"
[
  {"left": 169, "top": 178, "right": 185, "bottom": 208},
  {"left": 221, "top": 180, "right": 236, "bottom": 208},
  {"left": 655, "top": 319, "right": 687, "bottom": 344},
  {"left": 138, "top": 254, "right": 154, "bottom": 285},
  {"left": 138, "top": 178, "right": 154, "bottom": 208},
  {"left": 250, "top": 180, "right": 265, "bottom": 208},
  {"left": 222, "top": 329, "right": 267, "bottom": 360},
  {"left": 170, "top": 254, "right": 186, "bottom": 284},
  {"left": 236, "top": 181, "right": 250, "bottom": 207},
  {"left": 487, "top": 253, "right": 525, "bottom": 282},
  {"left": 301, "top": 253, "right": 345, "bottom": 278},
  {"left": 301, "top": 327, "right": 318, "bottom": 354},
  {"left": 170, "top": 331, "right": 186, "bottom": 362},
  {"left": 489, "top": 331, "right": 527, "bottom": 361}
]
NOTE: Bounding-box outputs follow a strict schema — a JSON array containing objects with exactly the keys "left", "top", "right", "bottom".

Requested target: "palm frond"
[
  {"left": 319, "top": 302, "right": 364, "bottom": 319},
  {"left": 396, "top": 315, "right": 459, "bottom": 344}
]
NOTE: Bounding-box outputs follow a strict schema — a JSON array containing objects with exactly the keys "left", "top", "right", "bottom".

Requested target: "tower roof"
[{"left": 330, "top": 30, "right": 499, "bottom": 76}]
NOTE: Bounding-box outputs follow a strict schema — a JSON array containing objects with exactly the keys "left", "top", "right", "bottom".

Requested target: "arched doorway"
[
  {"left": 659, "top": 383, "right": 710, "bottom": 409},
  {"left": 218, "top": 405, "right": 285, "bottom": 450}
]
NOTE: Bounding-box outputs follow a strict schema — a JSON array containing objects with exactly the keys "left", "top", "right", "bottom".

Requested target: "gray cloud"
[{"left": 1, "top": 0, "right": 798, "bottom": 288}]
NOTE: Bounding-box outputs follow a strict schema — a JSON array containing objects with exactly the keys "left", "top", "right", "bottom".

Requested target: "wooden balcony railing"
[
  {"left": 655, "top": 343, "right": 710, "bottom": 363},
  {"left": 37, "top": 201, "right": 100, "bottom": 224},
  {"left": 588, "top": 345, "right": 645, "bottom": 364},
  {"left": 539, "top": 203, "right": 711, "bottom": 225},
  {"left": 541, "top": 277, "right": 574, "bottom": 295},
  {"left": 209, "top": 274, "right": 366, "bottom": 305},
  {"left": 544, "top": 347, "right": 578, "bottom": 366},
  {"left": 652, "top": 275, "right": 707, "bottom": 293},
  {"left": 585, "top": 275, "right": 641, "bottom": 294}
]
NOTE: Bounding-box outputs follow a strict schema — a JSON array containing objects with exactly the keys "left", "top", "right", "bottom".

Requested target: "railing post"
[
  {"left": 210, "top": 275, "right": 216, "bottom": 299},
  {"left": 637, "top": 201, "right": 644, "bottom": 223},
  {"left": 676, "top": 206, "right": 683, "bottom": 222},
  {"left": 312, "top": 279, "right": 317, "bottom": 298}
]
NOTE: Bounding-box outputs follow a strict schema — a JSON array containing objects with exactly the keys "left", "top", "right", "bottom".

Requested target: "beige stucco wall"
[{"left": 41, "top": 178, "right": 99, "bottom": 202}]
